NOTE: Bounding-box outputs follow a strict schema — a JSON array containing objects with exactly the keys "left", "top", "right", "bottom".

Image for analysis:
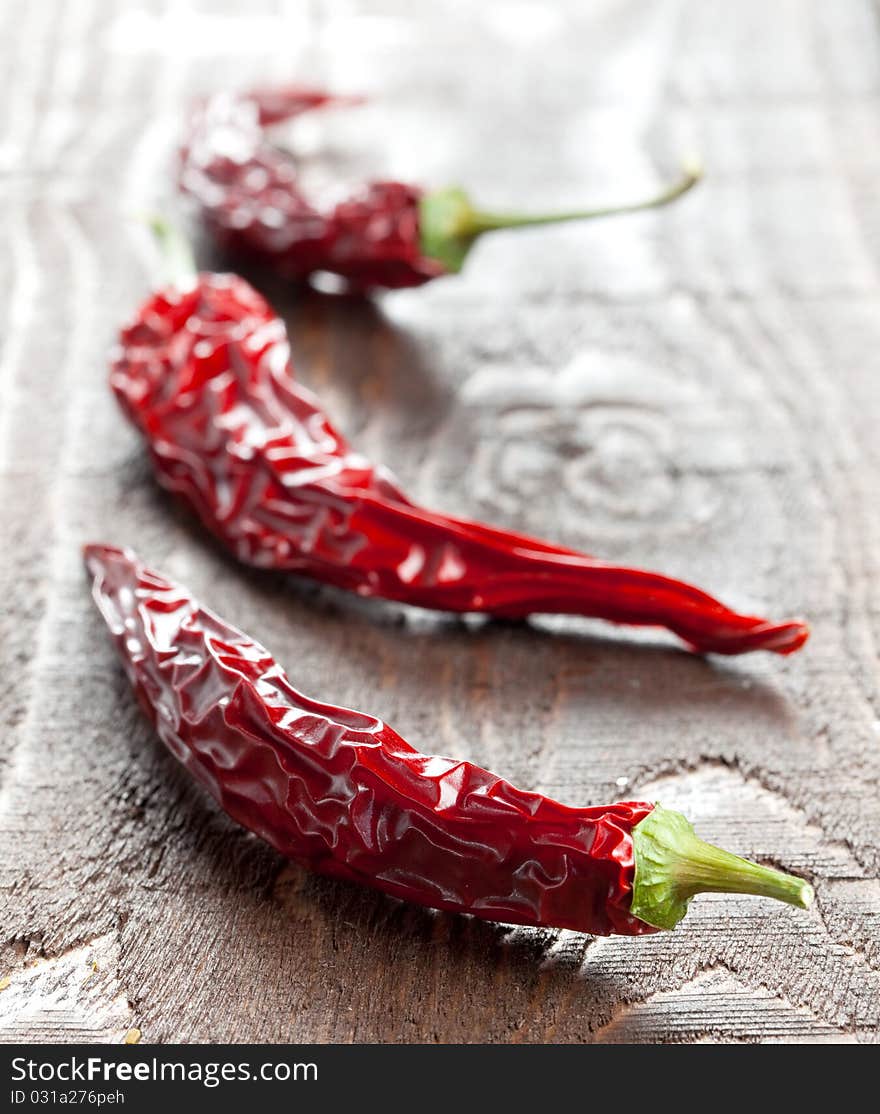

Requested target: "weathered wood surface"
[{"left": 1, "top": 0, "right": 879, "bottom": 1045}]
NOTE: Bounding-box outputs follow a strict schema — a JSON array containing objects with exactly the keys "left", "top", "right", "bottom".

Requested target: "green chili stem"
[
  {"left": 142, "top": 216, "right": 198, "bottom": 289},
  {"left": 631, "top": 804, "right": 813, "bottom": 931},
  {"left": 464, "top": 159, "right": 703, "bottom": 236},
  {"left": 419, "top": 159, "right": 703, "bottom": 274}
]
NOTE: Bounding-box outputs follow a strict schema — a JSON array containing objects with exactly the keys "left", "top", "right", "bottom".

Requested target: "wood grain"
[{"left": 1, "top": 0, "right": 879, "bottom": 1044}]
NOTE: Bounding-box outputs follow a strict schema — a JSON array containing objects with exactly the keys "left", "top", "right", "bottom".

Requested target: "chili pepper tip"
[
  {"left": 83, "top": 543, "right": 132, "bottom": 581},
  {"left": 83, "top": 541, "right": 117, "bottom": 566},
  {"left": 766, "top": 620, "right": 810, "bottom": 655},
  {"left": 748, "top": 618, "right": 810, "bottom": 655},
  {"left": 684, "top": 617, "right": 809, "bottom": 656}
]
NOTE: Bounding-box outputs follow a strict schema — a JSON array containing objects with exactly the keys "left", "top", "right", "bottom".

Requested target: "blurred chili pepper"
[
  {"left": 110, "top": 222, "right": 808, "bottom": 657},
  {"left": 86, "top": 543, "right": 813, "bottom": 934},
  {"left": 179, "top": 85, "right": 701, "bottom": 291}
]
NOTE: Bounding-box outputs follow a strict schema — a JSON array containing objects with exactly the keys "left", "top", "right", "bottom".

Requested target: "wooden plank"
[{"left": 1, "top": 0, "right": 879, "bottom": 1044}]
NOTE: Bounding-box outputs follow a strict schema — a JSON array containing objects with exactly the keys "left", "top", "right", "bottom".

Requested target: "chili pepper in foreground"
[
  {"left": 179, "top": 85, "right": 702, "bottom": 291},
  {"left": 110, "top": 223, "right": 808, "bottom": 657},
  {"left": 85, "top": 544, "right": 813, "bottom": 935}
]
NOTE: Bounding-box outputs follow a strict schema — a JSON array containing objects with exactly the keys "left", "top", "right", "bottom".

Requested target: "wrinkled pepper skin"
[
  {"left": 86, "top": 544, "right": 656, "bottom": 936},
  {"left": 180, "top": 87, "right": 444, "bottom": 290},
  {"left": 111, "top": 271, "right": 809, "bottom": 656}
]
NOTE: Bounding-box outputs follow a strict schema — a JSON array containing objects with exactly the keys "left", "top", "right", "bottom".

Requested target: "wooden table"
[{"left": 2, "top": 0, "right": 878, "bottom": 1045}]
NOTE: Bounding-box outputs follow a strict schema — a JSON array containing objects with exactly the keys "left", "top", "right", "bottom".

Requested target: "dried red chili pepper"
[
  {"left": 110, "top": 224, "right": 808, "bottom": 657},
  {"left": 179, "top": 86, "right": 702, "bottom": 291},
  {"left": 85, "top": 543, "right": 813, "bottom": 935}
]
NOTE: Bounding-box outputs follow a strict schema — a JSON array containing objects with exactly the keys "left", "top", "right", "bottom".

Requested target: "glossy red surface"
[
  {"left": 86, "top": 544, "right": 656, "bottom": 935},
  {"left": 112, "top": 273, "right": 808, "bottom": 656},
  {"left": 180, "top": 87, "right": 443, "bottom": 290}
]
